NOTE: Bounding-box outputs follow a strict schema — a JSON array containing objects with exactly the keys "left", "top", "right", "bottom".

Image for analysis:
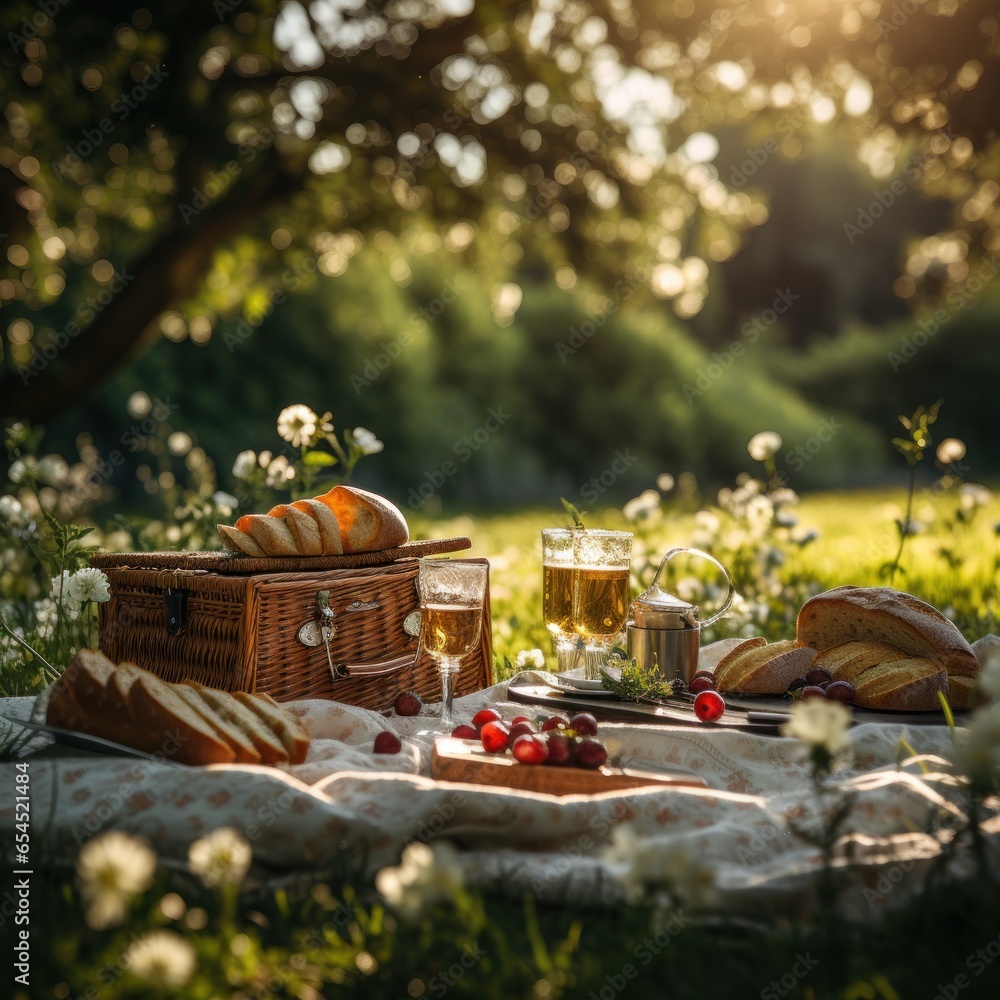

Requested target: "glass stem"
[{"left": 440, "top": 658, "right": 460, "bottom": 727}]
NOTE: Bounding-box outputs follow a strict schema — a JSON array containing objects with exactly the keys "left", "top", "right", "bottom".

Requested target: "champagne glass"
[
  {"left": 418, "top": 558, "right": 488, "bottom": 726},
  {"left": 572, "top": 529, "right": 632, "bottom": 679},
  {"left": 541, "top": 528, "right": 580, "bottom": 672}
]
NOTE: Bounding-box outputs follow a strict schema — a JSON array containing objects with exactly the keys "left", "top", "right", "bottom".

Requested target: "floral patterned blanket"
[{"left": 4, "top": 664, "right": 992, "bottom": 919}]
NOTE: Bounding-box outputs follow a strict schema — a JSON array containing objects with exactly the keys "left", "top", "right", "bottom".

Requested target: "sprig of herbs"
[
  {"left": 600, "top": 655, "right": 682, "bottom": 702},
  {"left": 560, "top": 497, "right": 587, "bottom": 528}
]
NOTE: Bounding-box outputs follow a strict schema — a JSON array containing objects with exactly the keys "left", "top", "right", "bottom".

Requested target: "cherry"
[
  {"left": 542, "top": 731, "right": 572, "bottom": 764},
  {"left": 825, "top": 680, "right": 856, "bottom": 705},
  {"left": 693, "top": 690, "right": 726, "bottom": 723},
  {"left": 800, "top": 685, "right": 828, "bottom": 700},
  {"left": 451, "top": 724, "right": 478, "bottom": 739},
  {"left": 507, "top": 722, "right": 537, "bottom": 747},
  {"left": 541, "top": 714, "right": 569, "bottom": 732},
  {"left": 471, "top": 708, "right": 502, "bottom": 731},
  {"left": 806, "top": 666, "right": 833, "bottom": 686},
  {"left": 512, "top": 734, "right": 549, "bottom": 765},
  {"left": 568, "top": 712, "right": 598, "bottom": 736},
  {"left": 373, "top": 731, "right": 402, "bottom": 754},
  {"left": 393, "top": 691, "right": 422, "bottom": 716},
  {"left": 480, "top": 720, "right": 511, "bottom": 753},
  {"left": 573, "top": 737, "right": 608, "bottom": 769},
  {"left": 511, "top": 715, "right": 533, "bottom": 726},
  {"left": 688, "top": 676, "right": 717, "bottom": 694}
]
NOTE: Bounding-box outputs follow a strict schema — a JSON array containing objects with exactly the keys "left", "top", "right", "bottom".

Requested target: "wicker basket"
[{"left": 90, "top": 540, "right": 493, "bottom": 709}]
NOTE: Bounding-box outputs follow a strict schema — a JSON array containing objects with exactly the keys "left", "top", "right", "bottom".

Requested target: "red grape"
[
  {"left": 471, "top": 708, "right": 502, "bottom": 731},
  {"left": 806, "top": 666, "right": 833, "bottom": 686},
  {"left": 507, "top": 722, "right": 537, "bottom": 747},
  {"left": 572, "top": 737, "right": 608, "bottom": 769},
  {"left": 450, "top": 724, "right": 478, "bottom": 739},
  {"left": 480, "top": 720, "right": 510, "bottom": 753},
  {"left": 541, "top": 714, "right": 569, "bottom": 732},
  {"left": 691, "top": 671, "right": 716, "bottom": 682},
  {"left": 512, "top": 734, "right": 549, "bottom": 765},
  {"left": 568, "top": 712, "right": 598, "bottom": 736},
  {"left": 688, "top": 676, "right": 717, "bottom": 694},
  {"left": 543, "top": 731, "right": 572, "bottom": 765},
  {"left": 825, "top": 680, "right": 856, "bottom": 705},
  {"left": 373, "top": 731, "right": 401, "bottom": 754},
  {"left": 693, "top": 690, "right": 726, "bottom": 723},
  {"left": 800, "top": 685, "right": 828, "bottom": 700},
  {"left": 511, "top": 715, "right": 533, "bottom": 726}
]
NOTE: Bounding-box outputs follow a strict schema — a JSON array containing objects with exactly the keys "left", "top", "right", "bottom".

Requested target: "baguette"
[{"left": 45, "top": 652, "right": 310, "bottom": 766}]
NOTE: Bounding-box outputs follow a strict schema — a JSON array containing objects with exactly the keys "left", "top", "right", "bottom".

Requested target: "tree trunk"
[{"left": 1, "top": 165, "right": 299, "bottom": 423}]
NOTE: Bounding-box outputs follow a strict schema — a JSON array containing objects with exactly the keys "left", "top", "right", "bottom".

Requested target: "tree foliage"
[{"left": 1, "top": 0, "right": 997, "bottom": 419}]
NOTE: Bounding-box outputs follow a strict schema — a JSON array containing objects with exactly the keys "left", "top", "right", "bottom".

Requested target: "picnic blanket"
[{"left": 3, "top": 667, "right": 993, "bottom": 921}]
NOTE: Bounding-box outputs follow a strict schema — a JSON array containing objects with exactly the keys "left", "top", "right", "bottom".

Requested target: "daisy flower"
[
  {"left": 352, "top": 426, "right": 384, "bottom": 456},
  {"left": 76, "top": 831, "right": 157, "bottom": 929},
  {"left": 125, "top": 930, "right": 196, "bottom": 989},
  {"left": 188, "top": 827, "right": 252, "bottom": 887},
  {"left": 375, "top": 841, "right": 464, "bottom": 920},
  {"left": 277, "top": 404, "right": 319, "bottom": 448},
  {"left": 747, "top": 431, "right": 783, "bottom": 462}
]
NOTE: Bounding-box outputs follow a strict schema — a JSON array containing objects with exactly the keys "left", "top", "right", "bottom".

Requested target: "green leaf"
[
  {"left": 302, "top": 451, "right": 337, "bottom": 468},
  {"left": 937, "top": 691, "right": 956, "bottom": 738},
  {"left": 559, "top": 497, "right": 586, "bottom": 528}
]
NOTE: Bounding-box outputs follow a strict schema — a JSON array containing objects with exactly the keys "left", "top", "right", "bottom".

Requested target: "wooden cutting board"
[{"left": 430, "top": 737, "right": 708, "bottom": 796}]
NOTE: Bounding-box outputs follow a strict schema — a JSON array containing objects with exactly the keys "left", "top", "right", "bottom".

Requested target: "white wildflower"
[
  {"left": 232, "top": 449, "right": 257, "bottom": 479},
  {"left": 265, "top": 455, "right": 295, "bottom": 488},
  {"left": 352, "top": 426, "right": 384, "bottom": 455},
  {"left": 124, "top": 930, "right": 196, "bottom": 989},
  {"left": 212, "top": 491, "right": 239, "bottom": 515},
  {"left": 8, "top": 459, "right": 27, "bottom": 483},
  {"left": 36, "top": 454, "right": 69, "bottom": 485},
  {"left": 76, "top": 831, "right": 157, "bottom": 930},
  {"left": 623, "top": 489, "right": 660, "bottom": 522},
  {"left": 167, "top": 432, "right": 193, "bottom": 456},
  {"left": 188, "top": 827, "right": 253, "bottom": 887},
  {"left": 782, "top": 698, "right": 852, "bottom": 770},
  {"left": 515, "top": 648, "right": 546, "bottom": 670},
  {"left": 769, "top": 487, "right": 799, "bottom": 508},
  {"left": 50, "top": 570, "right": 75, "bottom": 602},
  {"left": 936, "top": 438, "right": 967, "bottom": 465},
  {"left": 605, "top": 825, "right": 715, "bottom": 907},
  {"left": 747, "top": 431, "right": 783, "bottom": 462},
  {"left": 277, "top": 404, "right": 319, "bottom": 448},
  {"left": 0, "top": 494, "right": 22, "bottom": 521},
  {"left": 375, "top": 841, "right": 464, "bottom": 920},
  {"left": 959, "top": 483, "right": 992, "bottom": 512},
  {"left": 68, "top": 568, "right": 111, "bottom": 604},
  {"left": 951, "top": 702, "right": 1000, "bottom": 793},
  {"left": 656, "top": 473, "right": 675, "bottom": 492}
]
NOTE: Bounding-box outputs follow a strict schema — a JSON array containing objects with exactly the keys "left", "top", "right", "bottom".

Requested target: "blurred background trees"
[{"left": 1, "top": 0, "right": 998, "bottom": 512}]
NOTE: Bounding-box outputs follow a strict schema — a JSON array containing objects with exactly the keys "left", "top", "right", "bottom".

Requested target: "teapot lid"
[{"left": 630, "top": 583, "right": 700, "bottom": 629}]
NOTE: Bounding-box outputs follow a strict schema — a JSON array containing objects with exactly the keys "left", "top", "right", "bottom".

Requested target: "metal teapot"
[{"left": 626, "top": 547, "right": 734, "bottom": 683}]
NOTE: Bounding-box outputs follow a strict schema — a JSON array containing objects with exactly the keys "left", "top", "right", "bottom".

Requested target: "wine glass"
[
  {"left": 418, "top": 558, "right": 488, "bottom": 726},
  {"left": 572, "top": 529, "right": 632, "bottom": 679},
  {"left": 541, "top": 528, "right": 580, "bottom": 672}
]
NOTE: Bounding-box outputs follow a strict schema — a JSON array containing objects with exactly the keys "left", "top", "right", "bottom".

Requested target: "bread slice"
[
  {"left": 124, "top": 670, "right": 237, "bottom": 764},
  {"left": 234, "top": 691, "right": 310, "bottom": 764},
  {"left": 173, "top": 685, "right": 262, "bottom": 764},
  {"left": 797, "top": 587, "right": 978, "bottom": 677},
  {"left": 281, "top": 504, "right": 323, "bottom": 556},
  {"left": 715, "top": 639, "right": 814, "bottom": 694},
  {"left": 62, "top": 648, "right": 119, "bottom": 716},
  {"left": 46, "top": 674, "right": 92, "bottom": 732},
  {"left": 240, "top": 514, "right": 299, "bottom": 556},
  {"left": 817, "top": 641, "right": 909, "bottom": 683},
  {"left": 187, "top": 684, "right": 289, "bottom": 765},
  {"left": 314, "top": 485, "right": 408, "bottom": 553},
  {"left": 218, "top": 524, "right": 266, "bottom": 557},
  {"left": 290, "top": 498, "right": 343, "bottom": 555},
  {"left": 851, "top": 658, "right": 948, "bottom": 712},
  {"left": 946, "top": 675, "right": 980, "bottom": 711}
]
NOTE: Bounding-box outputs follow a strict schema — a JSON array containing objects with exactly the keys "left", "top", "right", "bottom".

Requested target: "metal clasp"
[{"left": 295, "top": 590, "right": 347, "bottom": 681}]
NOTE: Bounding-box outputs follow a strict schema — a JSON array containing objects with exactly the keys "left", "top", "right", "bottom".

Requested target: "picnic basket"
[{"left": 89, "top": 538, "right": 493, "bottom": 710}]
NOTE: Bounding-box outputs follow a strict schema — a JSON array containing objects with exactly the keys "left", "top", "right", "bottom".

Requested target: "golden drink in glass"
[{"left": 572, "top": 530, "right": 633, "bottom": 678}]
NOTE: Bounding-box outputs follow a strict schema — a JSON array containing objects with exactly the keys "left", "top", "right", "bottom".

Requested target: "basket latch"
[
  {"left": 295, "top": 590, "right": 347, "bottom": 682},
  {"left": 164, "top": 588, "right": 187, "bottom": 637}
]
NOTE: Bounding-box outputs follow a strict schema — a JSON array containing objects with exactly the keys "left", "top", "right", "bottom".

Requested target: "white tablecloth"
[{"left": 3, "top": 668, "right": 993, "bottom": 919}]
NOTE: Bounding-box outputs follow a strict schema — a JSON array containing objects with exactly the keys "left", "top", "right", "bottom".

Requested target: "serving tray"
[{"left": 90, "top": 536, "right": 472, "bottom": 574}]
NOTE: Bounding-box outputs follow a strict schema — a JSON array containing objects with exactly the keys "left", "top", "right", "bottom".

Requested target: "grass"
[{"left": 412, "top": 487, "right": 1000, "bottom": 675}]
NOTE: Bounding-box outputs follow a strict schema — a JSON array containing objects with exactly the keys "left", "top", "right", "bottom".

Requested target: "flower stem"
[{"left": 888, "top": 461, "right": 917, "bottom": 587}]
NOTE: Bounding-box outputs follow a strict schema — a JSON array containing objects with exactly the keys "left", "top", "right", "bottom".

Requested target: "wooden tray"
[
  {"left": 91, "top": 537, "right": 472, "bottom": 574},
  {"left": 431, "top": 737, "right": 708, "bottom": 796}
]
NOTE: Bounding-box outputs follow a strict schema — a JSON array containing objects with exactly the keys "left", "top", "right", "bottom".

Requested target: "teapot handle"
[{"left": 651, "top": 547, "right": 735, "bottom": 627}]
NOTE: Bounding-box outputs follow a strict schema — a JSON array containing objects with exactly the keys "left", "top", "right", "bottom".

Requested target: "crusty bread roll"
[
  {"left": 715, "top": 639, "right": 815, "bottom": 694},
  {"left": 46, "top": 651, "right": 310, "bottom": 766},
  {"left": 798, "top": 586, "right": 979, "bottom": 708},
  {"left": 218, "top": 485, "right": 406, "bottom": 557},
  {"left": 797, "top": 587, "right": 978, "bottom": 676}
]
